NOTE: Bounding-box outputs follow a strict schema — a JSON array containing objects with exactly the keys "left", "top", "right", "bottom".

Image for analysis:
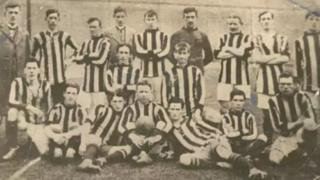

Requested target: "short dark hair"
[
  {"left": 174, "top": 41, "right": 191, "bottom": 52},
  {"left": 25, "top": 58, "right": 40, "bottom": 68},
  {"left": 137, "top": 80, "right": 152, "bottom": 90},
  {"left": 258, "top": 11, "right": 274, "bottom": 21},
  {"left": 87, "top": 17, "right": 102, "bottom": 27},
  {"left": 278, "top": 72, "right": 299, "bottom": 84},
  {"left": 116, "top": 44, "right": 133, "bottom": 54},
  {"left": 183, "top": 7, "right": 198, "bottom": 17},
  {"left": 46, "top": 9, "right": 60, "bottom": 18},
  {"left": 64, "top": 83, "right": 80, "bottom": 94},
  {"left": 111, "top": 89, "right": 127, "bottom": 101},
  {"left": 113, "top": 6, "right": 127, "bottom": 17},
  {"left": 305, "top": 11, "right": 320, "bottom": 20},
  {"left": 168, "top": 97, "right": 185, "bottom": 109},
  {"left": 227, "top": 15, "right": 243, "bottom": 25},
  {"left": 5, "top": 2, "right": 21, "bottom": 11},
  {"left": 230, "top": 89, "right": 246, "bottom": 101},
  {"left": 144, "top": 9, "right": 158, "bottom": 19}
]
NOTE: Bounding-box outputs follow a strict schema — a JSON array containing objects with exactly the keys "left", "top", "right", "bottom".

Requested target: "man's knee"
[
  {"left": 7, "top": 108, "right": 18, "bottom": 122},
  {"left": 269, "top": 149, "right": 285, "bottom": 165},
  {"left": 179, "top": 153, "right": 192, "bottom": 166}
]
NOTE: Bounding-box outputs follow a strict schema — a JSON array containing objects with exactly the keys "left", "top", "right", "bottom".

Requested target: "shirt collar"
[
  {"left": 7, "top": 23, "right": 18, "bottom": 30},
  {"left": 145, "top": 28, "right": 159, "bottom": 32},
  {"left": 46, "top": 29, "right": 59, "bottom": 36},
  {"left": 183, "top": 26, "right": 198, "bottom": 31},
  {"left": 116, "top": 25, "right": 126, "bottom": 31}
]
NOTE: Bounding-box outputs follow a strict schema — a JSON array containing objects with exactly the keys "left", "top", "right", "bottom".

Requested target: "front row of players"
[{"left": 4, "top": 58, "right": 320, "bottom": 179}]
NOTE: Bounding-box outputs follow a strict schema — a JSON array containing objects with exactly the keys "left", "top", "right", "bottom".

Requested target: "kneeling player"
[
  {"left": 166, "top": 97, "right": 268, "bottom": 179},
  {"left": 2, "top": 59, "right": 52, "bottom": 160},
  {"left": 45, "top": 83, "right": 88, "bottom": 162},
  {"left": 77, "top": 90, "right": 131, "bottom": 172}
]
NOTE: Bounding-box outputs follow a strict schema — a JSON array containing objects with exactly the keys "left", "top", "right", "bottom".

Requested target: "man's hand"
[
  {"left": 26, "top": 105, "right": 43, "bottom": 117},
  {"left": 145, "top": 135, "right": 162, "bottom": 146},
  {"left": 249, "top": 167, "right": 267, "bottom": 179},
  {"left": 129, "top": 133, "right": 144, "bottom": 148},
  {"left": 287, "top": 119, "right": 303, "bottom": 130},
  {"left": 53, "top": 134, "right": 66, "bottom": 145}
]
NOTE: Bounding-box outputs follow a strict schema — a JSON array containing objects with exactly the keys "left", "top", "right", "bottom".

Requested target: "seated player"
[
  {"left": 2, "top": 59, "right": 52, "bottom": 160},
  {"left": 45, "top": 83, "right": 88, "bottom": 162},
  {"left": 77, "top": 90, "right": 131, "bottom": 172},
  {"left": 165, "top": 97, "right": 269, "bottom": 180},
  {"left": 252, "top": 72, "right": 318, "bottom": 165},
  {"left": 118, "top": 80, "right": 172, "bottom": 164},
  {"left": 221, "top": 89, "right": 258, "bottom": 157},
  {"left": 105, "top": 44, "right": 141, "bottom": 104},
  {"left": 162, "top": 41, "right": 205, "bottom": 118}
]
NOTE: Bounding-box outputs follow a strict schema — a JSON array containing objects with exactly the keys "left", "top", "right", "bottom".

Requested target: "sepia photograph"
[{"left": 0, "top": 0, "right": 320, "bottom": 179}]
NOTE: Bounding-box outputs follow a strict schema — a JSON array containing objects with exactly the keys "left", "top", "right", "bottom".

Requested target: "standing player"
[
  {"left": 118, "top": 81, "right": 172, "bottom": 164},
  {"left": 214, "top": 15, "right": 253, "bottom": 113},
  {"left": 2, "top": 59, "right": 52, "bottom": 160},
  {"left": 162, "top": 41, "right": 205, "bottom": 118},
  {"left": 295, "top": 12, "right": 320, "bottom": 118},
  {"left": 74, "top": 17, "right": 110, "bottom": 113},
  {"left": 105, "top": 44, "right": 141, "bottom": 104},
  {"left": 105, "top": 6, "right": 136, "bottom": 66},
  {"left": 0, "top": 2, "right": 30, "bottom": 123},
  {"left": 170, "top": 7, "right": 213, "bottom": 71},
  {"left": 134, "top": 10, "right": 170, "bottom": 104},
  {"left": 252, "top": 11, "right": 289, "bottom": 125},
  {"left": 221, "top": 89, "right": 258, "bottom": 157},
  {"left": 31, "top": 9, "right": 78, "bottom": 104},
  {"left": 45, "top": 83, "right": 88, "bottom": 161}
]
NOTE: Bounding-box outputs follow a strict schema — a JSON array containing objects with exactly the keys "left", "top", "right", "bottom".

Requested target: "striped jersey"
[
  {"left": 295, "top": 31, "right": 320, "bottom": 92},
  {"left": 268, "top": 91, "right": 315, "bottom": 135},
  {"left": 31, "top": 31, "right": 78, "bottom": 84},
  {"left": 222, "top": 110, "right": 258, "bottom": 141},
  {"left": 214, "top": 32, "right": 253, "bottom": 85},
  {"left": 89, "top": 105, "right": 123, "bottom": 145},
  {"left": 105, "top": 64, "right": 141, "bottom": 93},
  {"left": 76, "top": 35, "right": 110, "bottom": 93},
  {"left": 161, "top": 65, "right": 205, "bottom": 117},
  {"left": 254, "top": 33, "right": 289, "bottom": 95},
  {"left": 9, "top": 77, "right": 52, "bottom": 123},
  {"left": 134, "top": 28, "right": 170, "bottom": 77},
  {"left": 118, "top": 101, "right": 172, "bottom": 135},
  {"left": 47, "top": 103, "right": 87, "bottom": 133}
]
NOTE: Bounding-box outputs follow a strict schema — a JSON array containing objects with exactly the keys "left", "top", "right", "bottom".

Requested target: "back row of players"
[{"left": 1, "top": 2, "right": 320, "bottom": 179}]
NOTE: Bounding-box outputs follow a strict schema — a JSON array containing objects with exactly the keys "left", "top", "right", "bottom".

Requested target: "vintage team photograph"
[{"left": 0, "top": 0, "right": 320, "bottom": 179}]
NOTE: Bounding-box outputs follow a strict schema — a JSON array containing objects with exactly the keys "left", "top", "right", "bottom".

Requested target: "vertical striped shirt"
[
  {"left": 222, "top": 110, "right": 257, "bottom": 141},
  {"left": 31, "top": 31, "right": 78, "bottom": 84},
  {"left": 9, "top": 77, "right": 52, "bottom": 123},
  {"left": 118, "top": 101, "right": 172, "bottom": 135},
  {"left": 214, "top": 32, "right": 253, "bottom": 85},
  {"left": 295, "top": 31, "right": 320, "bottom": 92},
  {"left": 268, "top": 91, "right": 315, "bottom": 135},
  {"left": 134, "top": 28, "right": 170, "bottom": 77},
  {"left": 105, "top": 64, "right": 141, "bottom": 93},
  {"left": 89, "top": 105, "right": 123, "bottom": 145},
  {"left": 161, "top": 65, "right": 205, "bottom": 117},
  {"left": 254, "top": 33, "right": 289, "bottom": 95},
  {"left": 47, "top": 103, "right": 87, "bottom": 133},
  {"left": 75, "top": 35, "right": 110, "bottom": 93}
]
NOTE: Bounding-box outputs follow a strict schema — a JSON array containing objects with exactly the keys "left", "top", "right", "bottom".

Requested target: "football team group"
[{"left": 0, "top": 1, "right": 320, "bottom": 180}]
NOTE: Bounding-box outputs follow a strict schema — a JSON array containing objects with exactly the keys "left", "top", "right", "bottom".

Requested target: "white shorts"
[
  {"left": 77, "top": 91, "right": 107, "bottom": 110},
  {"left": 27, "top": 124, "right": 49, "bottom": 154},
  {"left": 217, "top": 83, "right": 251, "bottom": 101},
  {"left": 257, "top": 93, "right": 274, "bottom": 109},
  {"left": 305, "top": 91, "right": 320, "bottom": 109}
]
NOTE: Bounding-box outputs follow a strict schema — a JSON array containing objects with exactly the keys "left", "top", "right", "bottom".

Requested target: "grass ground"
[{"left": 0, "top": 62, "right": 319, "bottom": 180}]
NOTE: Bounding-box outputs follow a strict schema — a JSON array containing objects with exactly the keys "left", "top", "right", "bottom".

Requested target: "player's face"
[
  {"left": 89, "top": 20, "right": 102, "bottom": 37},
  {"left": 279, "top": 77, "right": 295, "bottom": 96},
  {"left": 174, "top": 49, "right": 190, "bottom": 67},
  {"left": 306, "top": 15, "right": 319, "bottom": 31},
  {"left": 117, "top": 46, "right": 131, "bottom": 65},
  {"left": 168, "top": 103, "right": 183, "bottom": 122},
  {"left": 144, "top": 15, "right": 158, "bottom": 29},
  {"left": 259, "top": 12, "right": 274, "bottom": 31},
  {"left": 63, "top": 87, "right": 78, "bottom": 106},
  {"left": 114, "top": 12, "right": 126, "bottom": 27},
  {"left": 227, "top": 18, "right": 241, "bottom": 33},
  {"left": 5, "top": 7, "right": 21, "bottom": 26},
  {"left": 24, "top": 62, "right": 40, "bottom": 81},
  {"left": 184, "top": 12, "right": 197, "bottom": 28},
  {"left": 46, "top": 13, "right": 60, "bottom": 30},
  {"left": 136, "top": 85, "right": 152, "bottom": 104},
  {"left": 230, "top": 95, "right": 245, "bottom": 112},
  {"left": 110, "top": 96, "right": 125, "bottom": 112}
]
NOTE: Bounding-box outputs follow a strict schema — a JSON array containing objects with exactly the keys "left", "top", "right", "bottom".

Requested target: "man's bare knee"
[{"left": 7, "top": 108, "right": 19, "bottom": 122}]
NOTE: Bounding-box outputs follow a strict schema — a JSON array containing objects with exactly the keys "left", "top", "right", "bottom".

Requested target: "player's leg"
[
  {"left": 217, "top": 83, "right": 233, "bottom": 114},
  {"left": 65, "top": 135, "right": 81, "bottom": 159},
  {"left": 269, "top": 136, "right": 299, "bottom": 165},
  {"left": 26, "top": 124, "right": 49, "bottom": 156}
]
